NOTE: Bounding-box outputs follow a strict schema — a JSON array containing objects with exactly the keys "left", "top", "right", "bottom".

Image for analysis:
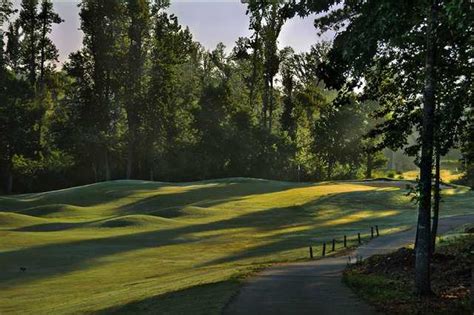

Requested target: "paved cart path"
[{"left": 224, "top": 214, "right": 474, "bottom": 315}]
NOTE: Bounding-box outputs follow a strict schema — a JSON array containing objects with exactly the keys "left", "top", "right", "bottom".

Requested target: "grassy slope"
[{"left": 0, "top": 178, "right": 472, "bottom": 314}]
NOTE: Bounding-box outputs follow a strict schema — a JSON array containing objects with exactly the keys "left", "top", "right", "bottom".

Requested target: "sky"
[{"left": 11, "top": 0, "right": 334, "bottom": 64}]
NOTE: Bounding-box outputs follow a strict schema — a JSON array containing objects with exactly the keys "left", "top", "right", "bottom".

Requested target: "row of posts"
[{"left": 309, "top": 225, "right": 380, "bottom": 259}]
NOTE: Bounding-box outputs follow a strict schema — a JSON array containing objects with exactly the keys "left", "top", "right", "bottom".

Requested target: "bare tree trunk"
[
  {"left": 249, "top": 31, "right": 260, "bottom": 111},
  {"left": 104, "top": 149, "right": 111, "bottom": 181},
  {"left": 415, "top": 0, "right": 438, "bottom": 296},
  {"left": 269, "top": 78, "right": 274, "bottom": 131},
  {"left": 5, "top": 161, "right": 13, "bottom": 195},
  {"left": 126, "top": 145, "right": 134, "bottom": 179},
  {"left": 366, "top": 151, "right": 373, "bottom": 179},
  {"left": 40, "top": 14, "right": 47, "bottom": 87},
  {"left": 126, "top": 125, "right": 137, "bottom": 179},
  {"left": 327, "top": 159, "right": 334, "bottom": 180},
  {"left": 262, "top": 78, "right": 269, "bottom": 128},
  {"left": 92, "top": 162, "right": 98, "bottom": 183},
  {"left": 431, "top": 149, "right": 441, "bottom": 253}
]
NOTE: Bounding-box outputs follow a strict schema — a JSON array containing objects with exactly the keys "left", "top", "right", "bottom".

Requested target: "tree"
[
  {"left": 279, "top": 47, "right": 296, "bottom": 138},
  {"left": 5, "top": 20, "right": 21, "bottom": 72},
  {"left": 124, "top": 0, "right": 150, "bottom": 179},
  {"left": 18, "top": 0, "right": 40, "bottom": 86},
  {"left": 144, "top": 2, "right": 193, "bottom": 179},
  {"left": 245, "top": 0, "right": 293, "bottom": 130},
  {"left": 0, "top": 0, "right": 15, "bottom": 71},
  {"left": 313, "top": 96, "right": 365, "bottom": 180},
  {"left": 37, "top": 0, "right": 63, "bottom": 87},
  {"left": 79, "top": 0, "right": 127, "bottom": 181},
  {"left": 293, "top": 0, "right": 470, "bottom": 295}
]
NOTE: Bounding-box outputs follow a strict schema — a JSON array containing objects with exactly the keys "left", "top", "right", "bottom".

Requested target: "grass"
[
  {"left": 1, "top": 178, "right": 473, "bottom": 314},
  {"left": 400, "top": 169, "right": 464, "bottom": 183}
]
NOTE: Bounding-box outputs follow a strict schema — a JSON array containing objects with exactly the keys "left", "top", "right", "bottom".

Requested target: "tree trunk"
[
  {"left": 249, "top": 31, "right": 260, "bottom": 111},
  {"left": 104, "top": 149, "right": 111, "bottom": 181},
  {"left": 126, "top": 125, "right": 137, "bottom": 179},
  {"left": 5, "top": 161, "right": 13, "bottom": 195},
  {"left": 415, "top": 0, "right": 438, "bottom": 296},
  {"left": 126, "top": 145, "right": 134, "bottom": 179},
  {"left": 431, "top": 149, "right": 441, "bottom": 253},
  {"left": 262, "top": 78, "right": 269, "bottom": 128},
  {"left": 327, "top": 159, "right": 334, "bottom": 180},
  {"left": 366, "top": 151, "right": 373, "bottom": 179},
  {"left": 269, "top": 77, "right": 274, "bottom": 131},
  {"left": 40, "top": 14, "right": 47, "bottom": 87},
  {"left": 92, "top": 162, "right": 98, "bottom": 183}
]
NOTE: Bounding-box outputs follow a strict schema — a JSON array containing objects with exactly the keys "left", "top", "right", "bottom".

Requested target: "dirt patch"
[{"left": 344, "top": 235, "right": 474, "bottom": 314}]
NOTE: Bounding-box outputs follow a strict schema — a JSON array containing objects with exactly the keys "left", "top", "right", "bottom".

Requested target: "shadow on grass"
[
  {"left": 0, "top": 187, "right": 414, "bottom": 290},
  {"left": 95, "top": 280, "right": 240, "bottom": 315}
]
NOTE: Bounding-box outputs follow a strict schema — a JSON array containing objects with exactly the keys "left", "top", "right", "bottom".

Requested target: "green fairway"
[{"left": 0, "top": 178, "right": 472, "bottom": 314}]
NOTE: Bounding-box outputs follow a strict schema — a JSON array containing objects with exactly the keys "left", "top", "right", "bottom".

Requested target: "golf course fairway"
[{"left": 1, "top": 178, "right": 472, "bottom": 314}]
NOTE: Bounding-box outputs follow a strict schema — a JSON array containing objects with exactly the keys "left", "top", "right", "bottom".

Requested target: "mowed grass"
[{"left": 0, "top": 178, "right": 473, "bottom": 314}]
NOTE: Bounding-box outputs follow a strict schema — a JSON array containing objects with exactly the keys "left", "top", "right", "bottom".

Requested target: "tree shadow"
[
  {"left": 95, "top": 280, "right": 239, "bottom": 315},
  {"left": 0, "top": 180, "right": 310, "bottom": 287},
  {"left": 0, "top": 187, "right": 412, "bottom": 290}
]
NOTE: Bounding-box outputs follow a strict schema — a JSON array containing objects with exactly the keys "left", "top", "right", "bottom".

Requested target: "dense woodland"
[
  {"left": 0, "top": 0, "right": 473, "bottom": 298},
  {"left": 0, "top": 0, "right": 472, "bottom": 195}
]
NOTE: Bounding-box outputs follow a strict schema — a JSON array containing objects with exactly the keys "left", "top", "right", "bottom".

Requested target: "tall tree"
[
  {"left": 18, "top": 0, "right": 40, "bottom": 86},
  {"left": 37, "top": 0, "right": 63, "bottom": 87},
  {"left": 245, "top": 0, "right": 292, "bottom": 130},
  {"left": 5, "top": 20, "right": 21, "bottom": 72},
  {"left": 144, "top": 1, "right": 193, "bottom": 179},
  {"left": 124, "top": 0, "right": 150, "bottom": 179},
  {"left": 415, "top": 1, "right": 438, "bottom": 294},
  {"left": 79, "top": 0, "right": 127, "bottom": 181},
  {"left": 292, "top": 0, "right": 470, "bottom": 295}
]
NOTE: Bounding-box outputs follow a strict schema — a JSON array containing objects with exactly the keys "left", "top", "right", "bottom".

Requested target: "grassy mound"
[
  {"left": 95, "top": 215, "right": 179, "bottom": 228},
  {"left": 0, "top": 178, "right": 473, "bottom": 314},
  {"left": 18, "top": 204, "right": 89, "bottom": 219},
  {"left": 0, "top": 212, "right": 46, "bottom": 228}
]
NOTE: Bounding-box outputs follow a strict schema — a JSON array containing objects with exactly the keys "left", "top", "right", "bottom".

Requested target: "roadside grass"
[{"left": 1, "top": 178, "right": 473, "bottom": 314}]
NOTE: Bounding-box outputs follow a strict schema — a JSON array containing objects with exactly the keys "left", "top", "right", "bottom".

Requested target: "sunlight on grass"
[
  {"left": 321, "top": 210, "right": 400, "bottom": 226},
  {"left": 402, "top": 169, "right": 464, "bottom": 183}
]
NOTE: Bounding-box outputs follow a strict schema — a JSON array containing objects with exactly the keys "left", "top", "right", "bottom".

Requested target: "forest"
[{"left": 1, "top": 0, "right": 469, "bottom": 195}]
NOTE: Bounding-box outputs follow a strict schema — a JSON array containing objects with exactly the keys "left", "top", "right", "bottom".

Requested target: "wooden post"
[
  {"left": 358, "top": 233, "right": 361, "bottom": 244},
  {"left": 322, "top": 242, "right": 326, "bottom": 256},
  {"left": 309, "top": 246, "right": 313, "bottom": 259},
  {"left": 376, "top": 225, "right": 380, "bottom": 237},
  {"left": 371, "top": 227, "right": 374, "bottom": 239},
  {"left": 332, "top": 239, "right": 336, "bottom": 252},
  {"left": 344, "top": 235, "right": 347, "bottom": 248}
]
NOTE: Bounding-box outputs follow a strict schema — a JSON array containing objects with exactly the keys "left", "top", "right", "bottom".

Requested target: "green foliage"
[{"left": 0, "top": 1, "right": 407, "bottom": 193}]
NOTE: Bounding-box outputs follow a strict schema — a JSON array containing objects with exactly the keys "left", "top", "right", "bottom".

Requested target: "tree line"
[
  {"left": 0, "top": 0, "right": 472, "bottom": 296},
  {"left": 1, "top": 0, "right": 389, "bottom": 194}
]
